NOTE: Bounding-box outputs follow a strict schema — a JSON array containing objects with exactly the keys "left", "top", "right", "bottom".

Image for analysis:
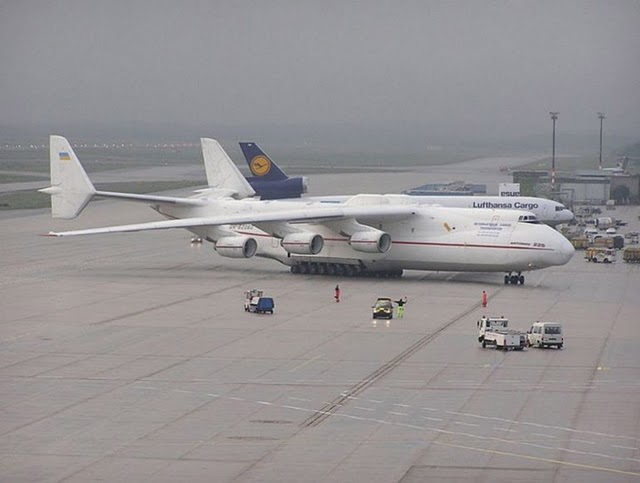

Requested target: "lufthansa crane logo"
[{"left": 250, "top": 155, "right": 271, "bottom": 176}]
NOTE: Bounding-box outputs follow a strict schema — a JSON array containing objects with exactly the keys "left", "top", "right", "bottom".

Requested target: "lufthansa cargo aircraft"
[
  {"left": 41, "top": 136, "right": 574, "bottom": 284},
  {"left": 236, "top": 143, "right": 573, "bottom": 225}
]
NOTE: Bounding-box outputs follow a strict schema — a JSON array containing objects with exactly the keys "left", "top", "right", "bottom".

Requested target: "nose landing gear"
[{"left": 504, "top": 272, "right": 525, "bottom": 285}]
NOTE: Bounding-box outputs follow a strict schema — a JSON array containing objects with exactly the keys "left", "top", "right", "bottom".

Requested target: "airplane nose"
[{"left": 557, "top": 235, "right": 575, "bottom": 264}]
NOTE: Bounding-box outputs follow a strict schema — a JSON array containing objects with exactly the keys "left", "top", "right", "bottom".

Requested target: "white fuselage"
[
  {"left": 298, "top": 194, "right": 574, "bottom": 226},
  {"left": 160, "top": 196, "right": 575, "bottom": 273}
]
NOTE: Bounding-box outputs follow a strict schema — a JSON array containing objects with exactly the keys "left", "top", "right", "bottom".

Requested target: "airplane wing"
[{"left": 46, "top": 205, "right": 416, "bottom": 237}]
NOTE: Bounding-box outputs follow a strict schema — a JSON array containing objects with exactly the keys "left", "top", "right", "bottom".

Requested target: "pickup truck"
[{"left": 478, "top": 316, "right": 526, "bottom": 351}]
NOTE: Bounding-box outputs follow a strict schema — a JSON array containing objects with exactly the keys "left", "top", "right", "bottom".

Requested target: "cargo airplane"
[
  {"left": 236, "top": 142, "right": 573, "bottom": 225},
  {"left": 40, "top": 136, "right": 574, "bottom": 284},
  {"left": 237, "top": 142, "right": 308, "bottom": 199}
]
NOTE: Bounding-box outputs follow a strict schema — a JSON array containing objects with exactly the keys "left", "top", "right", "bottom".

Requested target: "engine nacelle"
[
  {"left": 214, "top": 236, "right": 258, "bottom": 258},
  {"left": 349, "top": 231, "right": 392, "bottom": 253},
  {"left": 282, "top": 233, "right": 324, "bottom": 255}
]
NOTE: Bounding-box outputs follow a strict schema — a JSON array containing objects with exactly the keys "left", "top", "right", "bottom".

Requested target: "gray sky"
[{"left": 1, "top": 0, "right": 639, "bottom": 142}]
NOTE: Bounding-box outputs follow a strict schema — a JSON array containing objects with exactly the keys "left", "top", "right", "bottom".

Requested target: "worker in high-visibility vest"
[{"left": 395, "top": 296, "right": 408, "bottom": 318}]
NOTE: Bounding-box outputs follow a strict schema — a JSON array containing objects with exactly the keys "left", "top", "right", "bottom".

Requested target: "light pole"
[
  {"left": 550, "top": 112, "right": 559, "bottom": 194},
  {"left": 598, "top": 112, "right": 605, "bottom": 170}
]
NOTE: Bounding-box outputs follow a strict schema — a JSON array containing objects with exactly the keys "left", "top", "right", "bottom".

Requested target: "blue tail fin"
[{"left": 239, "top": 142, "right": 288, "bottom": 181}]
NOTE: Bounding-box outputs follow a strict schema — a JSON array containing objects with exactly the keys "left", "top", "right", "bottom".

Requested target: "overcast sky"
[{"left": 1, "top": 0, "right": 639, "bottom": 142}]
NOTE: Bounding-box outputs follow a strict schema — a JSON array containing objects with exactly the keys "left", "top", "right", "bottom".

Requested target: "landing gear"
[
  {"left": 289, "top": 262, "right": 402, "bottom": 278},
  {"left": 504, "top": 272, "right": 525, "bottom": 285}
]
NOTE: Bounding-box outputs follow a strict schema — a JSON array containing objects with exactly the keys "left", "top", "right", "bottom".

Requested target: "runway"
[{"left": 1, "top": 166, "right": 640, "bottom": 482}]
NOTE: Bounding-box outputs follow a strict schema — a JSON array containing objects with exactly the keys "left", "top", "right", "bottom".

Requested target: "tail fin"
[
  {"left": 201, "top": 138, "right": 256, "bottom": 199},
  {"left": 239, "top": 142, "right": 288, "bottom": 181},
  {"left": 39, "top": 135, "right": 96, "bottom": 219}
]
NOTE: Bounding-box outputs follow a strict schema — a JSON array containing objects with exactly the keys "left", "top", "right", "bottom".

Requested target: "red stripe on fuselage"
[{"left": 235, "top": 231, "right": 553, "bottom": 251}]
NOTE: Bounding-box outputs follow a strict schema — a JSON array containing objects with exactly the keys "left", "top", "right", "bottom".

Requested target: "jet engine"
[
  {"left": 282, "top": 233, "right": 324, "bottom": 255},
  {"left": 214, "top": 236, "right": 258, "bottom": 258},
  {"left": 349, "top": 231, "right": 392, "bottom": 253}
]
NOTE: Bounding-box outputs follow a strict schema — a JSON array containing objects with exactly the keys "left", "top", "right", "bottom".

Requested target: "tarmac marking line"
[
  {"left": 435, "top": 441, "right": 640, "bottom": 477},
  {"left": 288, "top": 354, "right": 323, "bottom": 373},
  {"left": 532, "top": 433, "right": 558, "bottom": 439}
]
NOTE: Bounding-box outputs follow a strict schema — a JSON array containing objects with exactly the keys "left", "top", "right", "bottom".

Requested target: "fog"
[{"left": 1, "top": 0, "right": 639, "bottom": 151}]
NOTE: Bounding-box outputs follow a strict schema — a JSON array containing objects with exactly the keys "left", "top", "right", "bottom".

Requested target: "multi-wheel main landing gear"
[
  {"left": 504, "top": 272, "right": 525, "bottom": 285},
  {"left": 290, "top": 262, "right": 403, "bottom": 278}
]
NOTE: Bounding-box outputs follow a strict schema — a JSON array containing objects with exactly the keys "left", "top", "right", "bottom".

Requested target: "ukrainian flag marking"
[{"left": 59, "top": 152, "right": 71, "bottom": 161}]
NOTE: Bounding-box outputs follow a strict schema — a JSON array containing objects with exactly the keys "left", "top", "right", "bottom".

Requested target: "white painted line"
[
  {"left": 346, "top": 396, "right": 359, "bottom": 400},
  {"left": 423, "top": 417, "right": 443, "bottom": 422},
  {"left": 289, "top": 397, "right": 311, "bottom": 402},
  {"left": 532, "top": 433, "right": 558, "bottom": 439},
  {"left": 494, "top": 427, "right": 517, "bottom": 433},
  {"left": 572, "top": 439, "right": 596, "bottom": 445},
  {"left": 369, "top": 399, "right": 383, "bottom": 404},
  {"left": 389, "top": 411, "right": 408, "bottom": 416},
  {"left": 612, "top": 445, "right": 639, "bottom": 451},
  {"left": 355, "top": 406, "right": 374, "bottom": 412},
  {"left": 393, "top": 403, "right": 410, "bottom": 408},
  {"left": 289, "top": 353, "right": 323, "bottom": 373},
  {"left": 454, "top": 422, "right": 479, "bottom": 427},
  {"left": 257, "top": 401, "right": 271, "bottom": 405},
  {"left": 174, "top": 389, "right": 192, "bottom": 394},
  {"left": 136, "top": 386, "right": 158, "bottom": 390},
  {"left": 206, "top": 393, "right": 220, "bottom": 398},
  {"left": 422, "top": 407, "right": 438, "bottom": 411},
  {"left": 228, "top": 396, "right": 245, "bottom": 401}
]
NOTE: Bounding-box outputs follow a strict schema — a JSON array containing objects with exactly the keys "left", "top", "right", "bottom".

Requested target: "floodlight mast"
[
  {"left": 550, "top": 112, "right": 559, "bottom": 194},
  {"left": 598, "top": 112, "right": 605, "bottom": 170}
]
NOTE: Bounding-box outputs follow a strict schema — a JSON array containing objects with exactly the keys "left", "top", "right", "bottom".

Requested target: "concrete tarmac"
[{"left": 1, "top": 164, "right": 640, "bottom": 482}]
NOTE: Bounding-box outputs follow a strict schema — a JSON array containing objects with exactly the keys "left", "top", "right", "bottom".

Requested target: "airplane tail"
[
  {"left": 239, "top": 142, "right": 288, "bottom": 181},
  {"left": 39, "top": 135, "right": 96, "bottom": 219},
  {"left": 201, "top": 138, "right": 256, "bottom": 199}
]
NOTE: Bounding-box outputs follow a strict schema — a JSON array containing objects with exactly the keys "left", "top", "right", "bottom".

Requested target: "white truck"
[
  {"left": 244, "top": 289, "right": 263, "bottom": 311},
  {"left": 477, "top": 316, "right": 527, "bottom": 351}
]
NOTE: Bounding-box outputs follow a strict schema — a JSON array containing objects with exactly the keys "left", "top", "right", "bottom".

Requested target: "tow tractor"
[
  {"left": 244, "top": 289, "right": 275, "bottom": 314},
  {"left": 477, "top": 316, "right": 526, "bottom": 351}
]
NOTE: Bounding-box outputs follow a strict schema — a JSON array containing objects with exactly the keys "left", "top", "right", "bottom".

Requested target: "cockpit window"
[
  {"left": 555, "top": 205, "right": 567, "bottom": 212},
  {"left": 517, "top": 214, "right": 541, "bottom": 224}
]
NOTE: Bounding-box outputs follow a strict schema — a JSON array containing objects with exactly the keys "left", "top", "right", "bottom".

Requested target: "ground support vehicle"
[
  {"left": 372, "top": 297, "right": 393, "bottom": 319},
  {"left": 570, "top": 236, "right": 589, "bottom": 250},
  {"left": 527, "top": 322, "right": 563, "bottom": 349},
  {"left": 244, "top": 289, "right": 263, "bottom": 311},
  {"left": 623, "top": 247, "right": 640, "bottom": 263},
  {"left": 248, "top": 297, "right": 275, "bottom": 314},
  {"left": 585, "top": 247, "right": 616, "bottom": 263},
  {"left": 625, "top": 232, "right": 639, "bottom": 244},
  {"left": 477, "top": 316, "right": 526, "bottom": 351}
]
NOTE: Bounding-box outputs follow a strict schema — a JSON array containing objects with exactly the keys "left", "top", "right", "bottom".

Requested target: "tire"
[
  {"left": 504, "top": 275, "right": 509, "bottom": 284},
  {"left": 557, "top": 344, "right": 563, "bottom": 349},
  {"left": 482, "top": 340, "right": 486, "bottom": 348},
  {"left": 519, "top": 275, "right": 525, "bottom": 285}
]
